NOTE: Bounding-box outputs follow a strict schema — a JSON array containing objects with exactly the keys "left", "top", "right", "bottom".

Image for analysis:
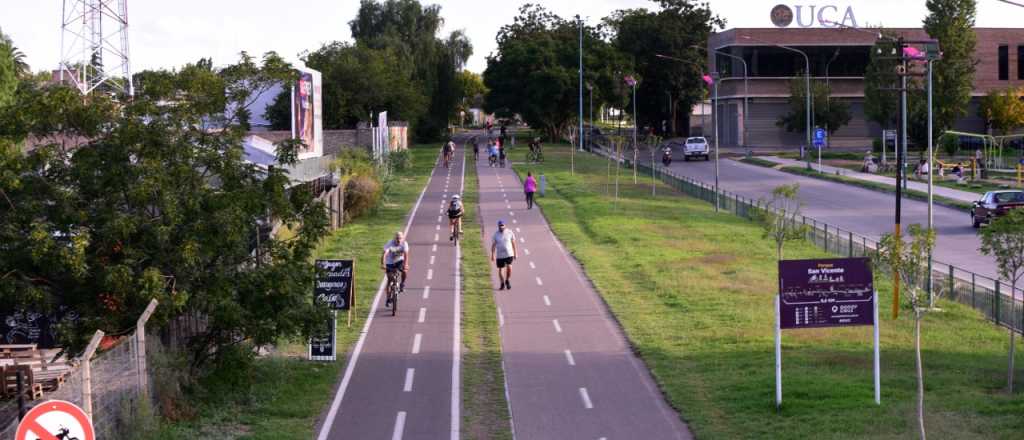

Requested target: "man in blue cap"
[{"left": 490, "top": 219, "right": 518, "bottom": 290}]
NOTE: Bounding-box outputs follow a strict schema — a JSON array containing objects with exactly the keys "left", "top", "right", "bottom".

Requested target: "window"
[
  {"left": 998, "top": 45, "right": 1008, "bottom": 80},
  {"left": 1018, "top": 46, "right": 1024, "bottom": 80}
]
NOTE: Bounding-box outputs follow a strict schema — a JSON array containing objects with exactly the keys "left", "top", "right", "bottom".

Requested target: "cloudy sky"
[{"left": 2, "top": 0, "right": 1022, "bottom": 75}]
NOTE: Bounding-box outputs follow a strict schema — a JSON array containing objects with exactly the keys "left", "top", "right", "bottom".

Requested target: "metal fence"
[{"left": 588, "top": 141, "right": 1023, "bottom": 335}]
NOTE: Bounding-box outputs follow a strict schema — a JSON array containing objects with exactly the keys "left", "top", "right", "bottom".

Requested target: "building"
[{"left": 705, "top": 27, "right": 1024, "bottom": 147}]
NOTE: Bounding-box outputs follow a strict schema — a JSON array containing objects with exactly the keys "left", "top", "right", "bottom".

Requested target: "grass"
[
  {"left": 155, "top": 145, "right": 440, "bottom": 439},
  {"left": 740, "top": 157, "right": 784, "bottom": 168},
  {"left": 508, "top": 144, "right": 1024, "bottom": 439},
  {"left": 460, "top": 158, "right": 515, "bottom": 439}
]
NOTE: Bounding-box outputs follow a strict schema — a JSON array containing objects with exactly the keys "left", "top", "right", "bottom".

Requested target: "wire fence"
[{"left": 587, "top": 140, "right": 1023, "bottom": 335}]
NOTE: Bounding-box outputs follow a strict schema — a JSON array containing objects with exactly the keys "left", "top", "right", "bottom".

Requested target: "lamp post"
[
  {"left": 656, "top": 53, "right": 721, "bottom": 211},
  {"left": 742, "top": 36, "right": 811, "bottom": 161},
  {"left": 692, "top": 44, "right": 749, "bottom": 147},
  {"left": 825, "top": 48, "right": 841, "bottom": 148},
  {"left": 578, "top": 15, "right": 584, "bottom": 153}
]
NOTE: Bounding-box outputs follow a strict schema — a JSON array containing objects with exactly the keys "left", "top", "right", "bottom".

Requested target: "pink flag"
[
  {"left": 702, "top": 74, "right": 714, "bottom": 86},
  {"left": 903, "top": 46, "right": 925, "bottom": 60}
]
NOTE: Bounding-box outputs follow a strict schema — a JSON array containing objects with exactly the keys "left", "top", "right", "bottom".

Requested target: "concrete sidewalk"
[{"left": 757, "top": 155, "right": 982, "bottom": 204}]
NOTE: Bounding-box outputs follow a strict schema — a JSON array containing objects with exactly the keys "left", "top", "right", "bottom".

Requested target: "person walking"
[
  {"left": 524, "top": 172, "right": 537, "bottom": 209},
  {"left": 490, "top": 220, "right": 518, "bottom": 290}
]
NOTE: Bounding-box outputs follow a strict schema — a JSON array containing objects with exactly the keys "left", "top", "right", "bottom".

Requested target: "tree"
[
  {"left": 979, "top": 87, "right": 1024, "bottom": 135},
  {"left": 876, "top": 224, "right": 937, "bottom": 440},
  {"left": 776, "top": 77, "right": 852, "bottom": 137},
  {"left": 979, "top": 208, "right": 1024, "bottom": 393},
  {"left": 756, "top": 184, "right": 807, "bottom": 261},
  {"left": 607, "top": 0, "right": 724, "bottom": 136},
  {"left": 0, "top": 52, "right": 331, "bottom": 368},
  {"left": 456, "top": 70, "right": 487, "bottom": 123},
  {"left": 0, "top": 28, "right": 29, "bottom": 79},
  {"left": 484, "top": 4, "right": 631, "bottom": 141},
  {"left": 923, "top": 0, "right": 978, "bottom": 139},
  {"left": 863, "top": 31, "right": 900, "bottom": 133}
]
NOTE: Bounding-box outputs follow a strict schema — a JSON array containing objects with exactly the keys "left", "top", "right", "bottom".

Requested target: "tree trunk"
[
  {"left": 915, "top": 312, "right": 927, "bottom": 440},
  {"left": 1009, "top": 281, "right": 1017, "bottom": 393}
]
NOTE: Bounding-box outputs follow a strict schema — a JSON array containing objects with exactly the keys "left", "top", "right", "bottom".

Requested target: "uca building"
[{"left": 702, "top": 3, "right": 1024, "bottom": 148}]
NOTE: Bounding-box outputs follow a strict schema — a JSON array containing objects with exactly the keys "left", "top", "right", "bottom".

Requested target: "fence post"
[
  {"left": 995, "top": 281, "right": 1001, "bottom": 326},
  {"left": 82, "top": 330, "right": 105, "bottom": 419},
  {"left": 972, "top": 273, "right": 977, "bottom": 308},
  {"left": 824, "top": 223, "right": 829, "bottom": 253},
  {"left": 136, "top": 299, "right": 159, "bottom": 399},
  {"left": 948, "top": 266, "right": 955, "bottom": 300}
]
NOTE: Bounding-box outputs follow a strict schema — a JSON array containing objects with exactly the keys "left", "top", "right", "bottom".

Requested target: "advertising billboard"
[{"left": 292, "top": 67, "right": 323, "bottom": 159}]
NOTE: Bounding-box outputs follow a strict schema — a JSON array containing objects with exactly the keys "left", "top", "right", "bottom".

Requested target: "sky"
[{"left": 1, "top": 0, "right": 1022, "bottom": 75}]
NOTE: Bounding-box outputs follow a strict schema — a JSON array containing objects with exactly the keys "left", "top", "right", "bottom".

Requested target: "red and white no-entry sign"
[{"left": 15, "top": 400, "right": 95, "bottom": 440}]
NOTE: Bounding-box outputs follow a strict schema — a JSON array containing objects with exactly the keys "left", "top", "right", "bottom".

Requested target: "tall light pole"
[
  {"left": 656, "top": 53, "right": 720, "bottom": 211},
  {"left": 825, "top": 48, "right": 841, "bottom": 148},
  {"left": 692, "top": 45, "right": 749, "bottom": 147},
  {"left": 742, "top": 36, "right": 811, "bottom": 160},
  {"left": 578, "top": 15, "right": 584, "bottom": 153}
]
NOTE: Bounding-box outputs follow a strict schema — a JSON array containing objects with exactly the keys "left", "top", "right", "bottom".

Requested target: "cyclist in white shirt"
[
  {"left": 490, "top": 220, "right": 517, "bottom": 290},
  {"left": 381, "top": 231, "right": 410, "bottom": 305}
]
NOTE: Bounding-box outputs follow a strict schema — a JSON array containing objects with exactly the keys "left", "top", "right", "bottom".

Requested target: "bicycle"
[
  {"left": 385, "top": 267, "right": 401, "bottom": 316},
  {"left": 489, "top": 155, "right": 498, "bottom": 167},
  {"left": 443, "top": 153, "right": 452, "bottom": 169},
  {"left": 527, "top": 149, "right": 544, "bottom": 163},
  {"left": 450, "top": 218, "right": 463, "bottom": 245}
]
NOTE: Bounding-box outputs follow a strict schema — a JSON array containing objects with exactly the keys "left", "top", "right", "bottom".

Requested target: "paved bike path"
[
  {"left": 475, "top": 158, "right": 692, "bottom": 440},
  {"left": 318, "top": 144, "right": 466, "bottom": 440}
]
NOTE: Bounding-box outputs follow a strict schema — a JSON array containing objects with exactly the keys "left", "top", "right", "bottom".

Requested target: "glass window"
[
  {"left": 998, "top": 45, "right": 1008, "bottom": 80},
  {"left": 1018, "top": 46, "right": 1024, "bottom": 80}
]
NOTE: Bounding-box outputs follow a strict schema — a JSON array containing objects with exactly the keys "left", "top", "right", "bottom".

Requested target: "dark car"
[{"left": 971, "top": 190, "right": 1024, "bottom": 228}]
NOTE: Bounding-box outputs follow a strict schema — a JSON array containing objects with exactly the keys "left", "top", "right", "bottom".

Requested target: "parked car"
[
  {"left": 683, "top": 137, "right": 710, "bottom": 161},
  {"left": 971, "top": 190, "right": 1024, "bottom": 228}
]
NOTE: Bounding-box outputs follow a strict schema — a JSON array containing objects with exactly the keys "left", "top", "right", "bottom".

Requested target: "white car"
[{"left": 683, "top": 137, "right": 710, "bottom": 161}]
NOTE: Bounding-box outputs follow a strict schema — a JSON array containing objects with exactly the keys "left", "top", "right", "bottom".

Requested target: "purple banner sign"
[{"left": 778, "top": 258, "right": 874, "bottom": 329}]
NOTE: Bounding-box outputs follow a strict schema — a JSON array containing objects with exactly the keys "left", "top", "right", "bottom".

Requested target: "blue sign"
[{"left": 814, "top": 128, "right": 826, "bottom": 148}]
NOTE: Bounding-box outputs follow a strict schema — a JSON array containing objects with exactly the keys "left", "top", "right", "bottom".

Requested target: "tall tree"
[
  {"left": 923, "top": 0, "right": 977, "bottom": 138},
  {"left": 979, "top": 87, "right": 1024, "bottom": 135},
  {"left": 0, "top": 28, "right": 29, "bottom": 79},
  {"left": 776, "top": 77, "right": 852, "bottom": 137},
  {"left": 863, "top": 31, "right": 900, "bottom": 133},
  {"left": 607, "top": 0, "right": 724, "bottom": 136}
]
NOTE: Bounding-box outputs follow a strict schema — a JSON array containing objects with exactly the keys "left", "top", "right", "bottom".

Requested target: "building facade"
[{"left": 705, "top": 27, "right": 1024, "bottom": 147}]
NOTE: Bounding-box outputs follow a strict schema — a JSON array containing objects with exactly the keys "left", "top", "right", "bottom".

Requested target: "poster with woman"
[{"left": 291, "top": 67, "right": 323, "bottom": 159}]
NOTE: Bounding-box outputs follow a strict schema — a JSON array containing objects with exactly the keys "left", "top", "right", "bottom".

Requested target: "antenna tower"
[{"left": 59, "top": 0, "right": 134, "bottom": 96}]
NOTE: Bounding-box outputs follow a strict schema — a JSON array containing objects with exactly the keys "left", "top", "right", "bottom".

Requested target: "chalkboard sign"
[
  {"left": 315, "top": 260, "right": 354, "bottom": 310},
  {"left": 309, "top": 312, "right": 336, "bottom": 361},
  {"left": 1, "top": 306, "right": 80, "bottom": 348}
]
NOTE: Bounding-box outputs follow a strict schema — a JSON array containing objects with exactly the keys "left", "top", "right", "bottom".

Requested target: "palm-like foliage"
[{"left": 0, "top": 28, "right": 30, "bottom": 78}]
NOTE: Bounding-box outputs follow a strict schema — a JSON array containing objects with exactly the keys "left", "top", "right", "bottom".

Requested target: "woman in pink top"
[{"left": 524, "top": 172, "right": 537, "bottom": 209}]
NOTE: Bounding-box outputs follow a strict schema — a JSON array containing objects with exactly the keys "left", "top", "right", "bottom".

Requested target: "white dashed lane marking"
[
  {"left": 564, "top": 349, "right": 575, "bottom": 366},
  {"left": 543, "top": 295, "right": 550, "bottom": 306},
  {"left": 418, "top": 307, "right": 426, "bottom": 323},
  {"left": 524, "top": 248, "right": 530, "bottom": 256},
  {"left": 430, "top": 255, "right": 435, "bottom": 265},
  {"left": 423, "top": 286, "right": 430, "bottom": 299},
  {"left": 403, "top": 368, "right": 415, "bottom": 392},
  {"left": 579, "top": 388, "right": 593, "bottom": 409},
  {"left": 529, "top": 261, "right": 536, "bottom": 269},
  {"left": 412, "top": 334, "right": 422, "bottom": 354},
  {"left": 392, "top": 411, "right": 406, "bottom": 440},
  {"left": 432, "top": 244, "right": 437, "bottom": 252},
  {"left": 552, "top": 319, "right": 561, "bottom": 333},
  {"left": 427, "top": 269, "right": 433, "bottom": 280},
  {"left": 535, "top": 277, "right": 543, "bottom": 286}
]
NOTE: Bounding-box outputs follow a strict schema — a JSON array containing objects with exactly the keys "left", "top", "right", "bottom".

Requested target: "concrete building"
[{"left": 705, "top": 27, "right": 1024, "bottom": 147}]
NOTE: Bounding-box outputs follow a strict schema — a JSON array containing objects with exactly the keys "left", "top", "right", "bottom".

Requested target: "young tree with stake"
[
  {"left": 979, "top": 208, "right": 1024, "bottom": 393},
  {"left": 756, "top": 184, "right": 807, "bottom": 262}
]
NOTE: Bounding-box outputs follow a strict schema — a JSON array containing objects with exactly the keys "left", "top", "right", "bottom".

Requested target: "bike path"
[
  {"left": 475, "top": 158, "right": 692, "bottom": 440},
  {"left": 317, "top": 144, "right": 466, "bottom": 440}
]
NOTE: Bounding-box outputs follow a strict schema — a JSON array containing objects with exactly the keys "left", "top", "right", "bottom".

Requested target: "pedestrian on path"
[
  {"left": 490, "top": 220, "right": 518, "bottom": 290},
  {"left": 524, "top": 172, "right": 537, "bottom": 209}
]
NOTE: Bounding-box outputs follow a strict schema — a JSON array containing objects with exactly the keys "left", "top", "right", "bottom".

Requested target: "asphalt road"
[
  {"left": 317, "top": 144, "right": 465, "bottom": 440},
  {"left": 475, "top": 155, "right": 692, "bottom": 440},
  {"left": 662, "top": 154, "right": 997, "bottom": 281}
]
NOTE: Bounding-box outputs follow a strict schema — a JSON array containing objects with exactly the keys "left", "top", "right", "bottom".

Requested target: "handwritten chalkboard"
[
  {"left": 309, "top": 313, "right": 336, "bottom": 361},
  {"left": 1, "top": 306, "right": 80, "bottom": 348},
  {"left": 315, "top": 260, "right": 354, "bottom": 310}
]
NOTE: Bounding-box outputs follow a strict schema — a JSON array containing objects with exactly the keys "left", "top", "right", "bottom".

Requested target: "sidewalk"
[{"left": 757, "top": 155, "right": 981, "bottom": 204}]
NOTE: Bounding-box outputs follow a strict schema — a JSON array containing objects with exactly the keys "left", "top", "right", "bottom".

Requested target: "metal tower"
[{"left": 59, "top": 0, "right": 134, "bottom": 96}]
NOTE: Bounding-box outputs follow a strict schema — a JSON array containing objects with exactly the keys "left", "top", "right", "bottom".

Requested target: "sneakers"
[
  {"left": 450, "top": 234, "right": 454, "bottom": 241},
  {"left": 498, "top": 280, "right": 505, "bottom": 291},
  {"left": 399, "top": 283, "right": 405, "bottom": 293},
  {"left": 386, "top": 298, "right": 392, "bottom": 308},
  {"left": 505, "top": 280, "right": 511, "bottom": 289}
]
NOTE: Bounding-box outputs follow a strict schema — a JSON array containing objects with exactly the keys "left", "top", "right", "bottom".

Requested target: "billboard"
[
  {"left": 292, "top": 67, "right": 323, "bottom": 159},
  {"left": 778, "top": 257, "right": 874, "bottom": 329}
]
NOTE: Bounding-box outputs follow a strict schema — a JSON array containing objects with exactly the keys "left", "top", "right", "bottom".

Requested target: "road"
[
  {"left": 317, "top": 143, "right": 465, "bottom": 440},
  {"left": 662, "top": 155, "right": 996, "bottom": 281},
  {"left": 475, "top": 155, "right": 693, "bottom": 439}
]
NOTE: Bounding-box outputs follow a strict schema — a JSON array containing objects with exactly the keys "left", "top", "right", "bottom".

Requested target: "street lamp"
[
  {"left": 655, "top": 53, "right": 721, "bottom": 212},
  {"left": 741, "top": 35, "right": 812, "bottom": 162},
  {"left": 692, "top": 44, "right": 749, "bottom": 147},
  {"left": 825, "top": 48, "right": 841, "bottom": 147}
]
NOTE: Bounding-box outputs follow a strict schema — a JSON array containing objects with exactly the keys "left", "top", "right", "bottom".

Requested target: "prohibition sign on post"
[{"left": 15, "top": 400, "right": 95, "bottom": 440}]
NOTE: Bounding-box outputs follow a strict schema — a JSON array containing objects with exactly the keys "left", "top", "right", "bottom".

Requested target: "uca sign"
[{"left": 770, "top": 4, "right": 858, "bottom": 28}]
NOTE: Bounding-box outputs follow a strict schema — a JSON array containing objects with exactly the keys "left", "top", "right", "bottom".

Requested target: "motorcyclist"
[{"left": 662, "top": 146, "right": 672, "bottom": 166}]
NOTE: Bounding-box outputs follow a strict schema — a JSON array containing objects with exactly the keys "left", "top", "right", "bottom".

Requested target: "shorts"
[
  {"left": 386, "top": 261, "right": 406, "bottom": 272},
  {"left": 496, "top": 257, "right": 514, "bottom": 268}
]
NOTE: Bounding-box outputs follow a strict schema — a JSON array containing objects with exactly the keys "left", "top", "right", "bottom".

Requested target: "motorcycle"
[{"left": 662, "top": 149, "right": 672, "bottom": 166}]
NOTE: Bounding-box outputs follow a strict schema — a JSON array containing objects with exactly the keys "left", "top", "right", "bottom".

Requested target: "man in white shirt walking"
[{"left": 490, "top": 219, "right": 517, "bottom": 290}]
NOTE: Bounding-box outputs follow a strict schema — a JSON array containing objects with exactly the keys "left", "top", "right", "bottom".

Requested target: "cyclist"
[
  {"left": 381, "top": 231, "right": 410, "bottom": 306},
  {"left": 442, "top": 140, "right": 455, "bottom": 168},
  {"left": 472, "top": 137, "right": 480, "bottom": 160},
  {"left": 488, "top": 141, "right": 499, "bottom": 167},
  {"left": 498, "top": 142, "right": 507, "bottom": 168},
  {"left": 528, "top": 137, "right": 542, "bottom": 162},
  {"left": 447, "top": 195, "right": 464, "bottom": 241}
]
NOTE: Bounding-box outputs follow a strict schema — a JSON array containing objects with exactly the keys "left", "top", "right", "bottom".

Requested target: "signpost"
[
  {"left": 813, "top": 127, "right": 826, "bottom": 172},
  {"left": 883, "top": 129, "right": 897, "bottom": 167},
  {"left": 775, "top": 257, "right": 880, "bottom": 407}
]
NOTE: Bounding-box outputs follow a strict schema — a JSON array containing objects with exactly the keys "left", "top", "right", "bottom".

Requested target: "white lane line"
[
  {"left": 434, "top": 233, "right": 440, "bottom": 242},
  {"left": 404, "top": 368, "right": 415, "bottom": 392},
  {"left": 529, "top": 261, "right": 536, "bottom": 269},
  {"left": 509, "top": 211, "right": 515, "bottom": 216},
  {"left": 543, "top": 295, "right": 551, "bottom": 306},
  {"left": 412, "top": 333, "right": 422, "bottom": 354},
  {"left": 418, "top": 307, "right": 427, "bottom": 323},
  {"left": 536, "top": 277, "right": 543, "bottom": 286},
  {"left": 438, "top": 215, "right": 442, "bottom": 222},
  {"left": 430, "top": 255, "right": 436, "bottom": 265},
  {"left": 579, "top": 388, "right": 593, "bottom": 409},
  {"left": 516, "top": 227, "right": 521, "bottom": 233},
  {"left": 564, "top": 349, "right": 575, "bottom": 366},
  {"left": 423, "top": 286, "right": 431, "bottom": 299},
  {"left": 552, "top": 319, "right": 562, "bottom": 333},
  {"left": 436, "top": 224, "right": 441, "bottom": 231},
  {"left": 427, "top": 269, "right": 434, "bottom": 280},
  {"left": 519, "top": 237, "right": 525, "bottom": 244},
  {"left": 497, "top": 307, "right": 505, "bottom": 327},
  {"left": 512, "top": 219, "right": 517, "bottom": 224},
  {"left": 524, "top": 248, "right": 530, "bottom": 256},
  {"left": 392, "top": 411, "right": 407, "bottom": 440},
  {"left": 432, "top": 244, "right": 438, "bottom": 252},
  {"left": 316, "top": 153, "right": 435, "bottom": 440}
]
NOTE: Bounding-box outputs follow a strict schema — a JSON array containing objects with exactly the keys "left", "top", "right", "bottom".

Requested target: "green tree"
[
  {"left": 607, "top": 0, "right": 724, "bottom": 136},
  {"left": 863, "top": 30, "right": 900, "bottom": 133},
  {"left": 923, "top": 0, "right": 978, "bottom": 139},
  {"left": 755, "top": 184, "right": 807, "bottom": 261},
  {"left": 0, "top": 29, "right": 21, "bottom": 107},
  {"left": 484, "top": 4, "right": 631, "bottom": 141},
  {"left": 0, "top": 52, "right": 331, "bottom": 367},
  {"left": 979, "top": 208, "right": 1024, "bottom": 394},
  {"left": 979, "top": 87, "right": 1024, "bottom": 135},
  {"left": 776, "top": 77, "right": 852, "bottom": 137},
  {"left": 876, "top": 224, "right": 937, "bottom": 440},
  {"left": 0, "top": 28, "right": 29, "bottom": 79}
]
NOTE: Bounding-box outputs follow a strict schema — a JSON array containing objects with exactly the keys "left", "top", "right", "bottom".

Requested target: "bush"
[
  {"left": 940, "top": 133, "right": 958, "bottom": 157},
  {"left": 872, "top": 138, "right": 883, "bottom": 153},
  {"left": 387, "top": 149, "right": 412, "bottom": 172},
  {"left": 345, "top": 174, "right": 382, "bottom": 221}
]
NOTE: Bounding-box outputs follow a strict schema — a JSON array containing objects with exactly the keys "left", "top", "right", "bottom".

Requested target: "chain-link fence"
[{"left": 587, "top": 141, "right": 1023, "bottom": 335}]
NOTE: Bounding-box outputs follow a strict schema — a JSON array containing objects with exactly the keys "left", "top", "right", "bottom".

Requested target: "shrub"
[
  {"left": 387, "top": 149, "right": 412, "bottom": 172},
  {"left": 872, "top": 137, "right": 883, "bottom": 153},
  {"left": 344, "top": 174, "right": 382, "bottom": 221},
  {"left": 939, "top": 133, "right": 958, "bottom": 158}
]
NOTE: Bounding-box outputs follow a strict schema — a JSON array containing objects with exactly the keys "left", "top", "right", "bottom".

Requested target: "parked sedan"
[{"left": 971, "top": 190, "right": 1024, "bottom": 228}]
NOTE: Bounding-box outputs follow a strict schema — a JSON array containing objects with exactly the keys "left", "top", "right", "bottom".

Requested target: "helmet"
[{"left": 452, "top": 195, "right": 461, "bottom": 200}]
